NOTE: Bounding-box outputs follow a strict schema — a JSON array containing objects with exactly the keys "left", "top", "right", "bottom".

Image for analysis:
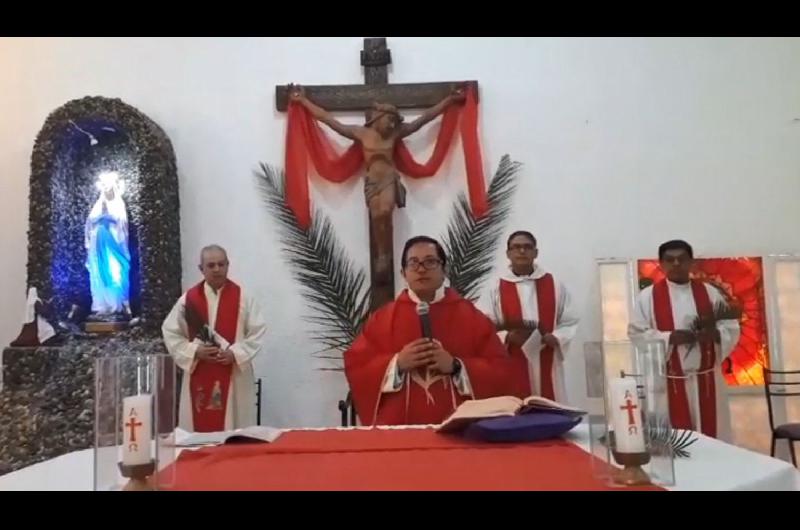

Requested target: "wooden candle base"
[
  {"left": 611, "top": 450, "right": 652, "bottom": 487},
  {"left": 119, "top": 461, "right": 156, "bottom": 491}
]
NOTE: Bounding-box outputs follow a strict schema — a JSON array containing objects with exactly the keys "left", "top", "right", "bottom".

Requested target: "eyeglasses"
[
  {"left": 404, "top": 258, "right": 442, "bottom": 271},
  {"left": 661, "top": 255, "right": 692, "bottom": 265},
  {"left": 509, "top": 244, "right": 535, "bottom": 252}
]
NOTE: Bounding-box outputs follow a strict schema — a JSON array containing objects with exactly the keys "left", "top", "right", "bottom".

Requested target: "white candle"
[
  {"left": 609, "top": 377, "right": 646, "bottom": 454},
  {"left": 122, "top": 394, "right": 152, "bottom": 466}
]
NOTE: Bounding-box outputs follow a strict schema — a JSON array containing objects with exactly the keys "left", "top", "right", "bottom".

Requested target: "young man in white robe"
[
  {"left": 628, "top": 239, "right": 740, "bottom": 442},
  {"left": 483, "top": 231, "right": 580, "bottom": 403},
  {"left": 162, "top": 245, "right": 267, "bottom": 432}
]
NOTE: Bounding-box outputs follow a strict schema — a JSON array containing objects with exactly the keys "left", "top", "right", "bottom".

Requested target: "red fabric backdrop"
[{"left": 284, "top": 85, "right": 488, "bottom": 229}]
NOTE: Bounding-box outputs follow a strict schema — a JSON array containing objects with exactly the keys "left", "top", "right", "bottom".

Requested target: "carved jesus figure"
[{"left": 288, "top": 85, "right": 464, "bottom": 281}]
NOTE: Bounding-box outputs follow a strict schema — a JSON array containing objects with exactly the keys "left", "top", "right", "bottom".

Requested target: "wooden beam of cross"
[{"left": 276, "top": 37, "right": 479, "bottom": 311}]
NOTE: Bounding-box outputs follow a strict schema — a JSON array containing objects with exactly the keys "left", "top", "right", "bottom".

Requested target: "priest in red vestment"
[{"left": 345, "top": 236, "right": 513, "bottom": 426}]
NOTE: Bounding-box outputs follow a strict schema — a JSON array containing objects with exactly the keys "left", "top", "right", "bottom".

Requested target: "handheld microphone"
[{"left": 416, "top": 302, "right": 433, "bottom": 339}]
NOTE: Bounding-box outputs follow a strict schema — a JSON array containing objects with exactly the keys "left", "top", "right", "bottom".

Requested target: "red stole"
[
  {"left": 652, "top": 280, "right": 717, "bottom": 437},
  {"left": 498, "top": 274, "right": 557, "bottom": 400},
  {"left": 185, "top": 280, "right": 241, "bottom": 432},
  {"left": 344, "top": 288, "right": 511, "bottom": 425}
]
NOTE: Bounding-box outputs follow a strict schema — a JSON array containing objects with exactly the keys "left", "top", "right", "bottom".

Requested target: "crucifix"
[{"left": 276, "top": 37, "right": 479, "bottom": 311}]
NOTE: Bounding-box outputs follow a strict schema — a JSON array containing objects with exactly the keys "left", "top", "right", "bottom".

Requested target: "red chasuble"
[
  {"left": 498, "top": 274, "right": 557, "bottom": 400},
  {"left": 652, "top": 279, "right": 718, "bottom": 437},
  {"left": 344, "top": 288, "right": 513, "bottom": 425},
  {"left": 185, "top": 280, "right": 241, "bottom": 432}
]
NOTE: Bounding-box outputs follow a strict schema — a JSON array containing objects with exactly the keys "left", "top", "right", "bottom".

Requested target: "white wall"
[{"left": 2, "top": 37, "right": 799, "bottom": 428}]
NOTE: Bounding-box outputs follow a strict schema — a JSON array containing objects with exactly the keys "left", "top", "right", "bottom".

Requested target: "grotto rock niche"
[
  {"left": 27, "top": 96, "right": 182, "bottom": 331},
  {"left": 1, "top": 96, "right": 182, "bottom": 475}
]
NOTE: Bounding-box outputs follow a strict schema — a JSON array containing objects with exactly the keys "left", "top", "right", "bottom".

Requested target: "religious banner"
[{"left": 638, "top": 257, "right": 769, "bottom": 385}]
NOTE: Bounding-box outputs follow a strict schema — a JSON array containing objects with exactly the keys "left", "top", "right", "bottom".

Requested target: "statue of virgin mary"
[{"left": 85, "top": 172, "right": 131, "bottom": 317}]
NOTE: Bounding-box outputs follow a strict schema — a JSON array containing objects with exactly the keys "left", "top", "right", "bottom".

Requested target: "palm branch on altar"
[
  {"left": 602, "top": 420, "right": 699, "bottom": 459},
  {"left": 254, "top": 163, "right": 371, "bottom": 370},
  {"left": 441, "top": 155, "right": 521, "bottom": 302},
  {"left": 645, "top": 416, "right": 699, "bottom": 459}
]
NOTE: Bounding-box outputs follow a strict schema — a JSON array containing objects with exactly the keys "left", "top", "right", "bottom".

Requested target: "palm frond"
[
  {"left": 684, "top": 301, "right": 743, "bottom": 359},
  {"left": 494, "top": 319, "right": 539, "bottom": 333},
  {"left": 690, "top": 301, "right": 743, "bottom": 333},
  {"left": 441, "top": 155, "right": 521, "bottom": 302},
  {"left": 604, "top": 415, "right": 700, "bottom": 458},
  {"left": 254, "top": 163, "right": 371, "bottom": 370},
  {"left": 645, "top": 416, "right": 699, "bottom": 458}
]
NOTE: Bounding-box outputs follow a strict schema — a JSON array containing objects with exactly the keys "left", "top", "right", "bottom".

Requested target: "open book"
[
  {"left": 176, "top": 426, "right": 283, "bottom": 447},
  {"left": 436, "top": 395, "right": 586, "bottom": 433}
]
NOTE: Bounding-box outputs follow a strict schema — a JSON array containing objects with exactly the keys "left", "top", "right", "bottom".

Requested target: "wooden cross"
[{"left": 276, "top": 37, "right": 478, "bottom": 310}]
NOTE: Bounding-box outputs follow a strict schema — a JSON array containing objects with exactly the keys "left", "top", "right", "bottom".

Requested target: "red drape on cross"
[{"left": 284, "top": 85, "right": 488, "bottom": 229}]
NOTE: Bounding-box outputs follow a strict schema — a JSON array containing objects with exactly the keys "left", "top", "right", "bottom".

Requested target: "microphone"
[{"left": 416, "top": 302, "right": 433, "bottom": 339}]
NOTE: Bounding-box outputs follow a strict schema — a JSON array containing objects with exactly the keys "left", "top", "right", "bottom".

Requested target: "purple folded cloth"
[{"left": 463, "top": 412, "right": 583, "bottom": 443}]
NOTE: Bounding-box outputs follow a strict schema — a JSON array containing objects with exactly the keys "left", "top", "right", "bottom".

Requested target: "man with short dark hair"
[
  {"left": 628, "top": 239, "right": 740, "bottom": 441},
  {"left": 483, "top": 231, "right": 579, "bottom": 403},
  {"left": 344, "top": 236, "right": 512, "bottom": 425}
]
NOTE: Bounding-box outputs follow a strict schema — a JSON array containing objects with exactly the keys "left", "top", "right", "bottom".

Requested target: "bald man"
[{"left": 162, "top": 245, "right": 266, "bottom": 432}]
